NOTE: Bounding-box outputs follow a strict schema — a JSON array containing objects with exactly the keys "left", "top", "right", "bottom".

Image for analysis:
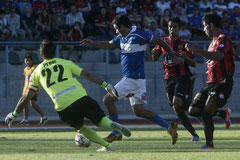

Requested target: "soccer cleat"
[
  {"left": 18, "top": 119, "right": 29, "bottom": 126},
  {"left": 199, "top": 144, "right": 214, "bottom": 149},
  {"left": 168, "top": 122, "right": 178, "bottom": 145},
  {"left": 196, "top": 116, "right": 204, "bottom": 125},
  {"left": 39, "top": 117, "right": 48, "bottom": 125},
  {"left": 191, "top": 136, "right": 201, "bottom": 142},
  {"left": 224, "top": 108, "right": 231, "bottom": 128},
  {"left": 110, "top": 122, "right": 131, "bottom": 137},
  {"left": 97, "top": 146, "right": 115, "bottom": 152},
  {"left": 104, "top": 133, "right": 122, "bottom": 143}
]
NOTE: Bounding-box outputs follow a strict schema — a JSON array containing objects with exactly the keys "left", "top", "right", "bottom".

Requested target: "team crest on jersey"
[
  {"left": 141, "top": 92, "right": 147, "bottom": 101},
  {"left": 219, "top": 92, "right": 224, "bottom": 99},
  {"left": 219, "top": 44, "right": 224, "bottom": 48}
]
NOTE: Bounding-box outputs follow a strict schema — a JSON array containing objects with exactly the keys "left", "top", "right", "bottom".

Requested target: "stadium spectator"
[
  {"left": 174, "top": 6, "right": 188, "bottom": 24},
  {"left": 151, "top": 17, "right": 200, "bottom": 142},
  {"left": 179, "top": 22, "right": 192, "bottom": 40},
  {"left": 81, "top": 14, "right": 182, "bottom": 145},
  {"left": 227, "top": 0, "right": 240, "bottom": 11},
  {"left": 77, "top": 0, "right": 92, "bottom": 23},
  {"left": 22, "top": 5, "right": 40, "bottom": 40},
  {"left": 225, "top": 23, "right": 239, "bottom": 41},
  {"left": 186, "top": 12, "right": 235, "bottom": 149},
  {"left": 58, "top": 27, "right": 69, "bottom": 58},
  {"left": 95, "top": 7, "right": 113, "bottom": 40},
  {"left": 160, "top": 9, "right": 173, "bottom": 35},
  {"left": 0, "top": 9, "right": 10, "bottom": 40},
  {"left": 125, "top": 0, "right": 133, "bottom": 15},
  {"left": 142, "top": 9, "right": 157, "bottom": 30},
  {"left": 128, "top": 7, "right": 142, "bottom": 26},
  {"left": 231, "top": 6, "right": 240, "bottom": 30},
  {"left": 51, "top": 8, "right": 65, "bottom": 40},
  {"left": 222, "top": 11, "right": 233, "bottom": 30},
  {"left": 155, "top": 0, "right": 170, "bottom": 16},
  {"left": 186, "top": 0, "right": 198, "bottom": 17},
  {"left": 199, "top": 0, "right": 213, "bottom": 12},
  {"left": 33, "top": 0, "right": 48, "bottom": 14},
  {"left": 93, "top": 0, "right": 109, "bottom": 15},
  {"left": 213, "top": 0, "right": 227, "bottom": 16},
  {"left": 0, "top": 0, "right": 16, "bottom": 11},
  {"left": 17, "top": 0, "right": 32, "bottom": 15},
  {"left": 147, "top": 21, "right": 165, "bottom": 38},
  {"left": 5, "top": 40, "right": 131, "bottom": 152},
  {"left": 5, "top": 7, "right": 26, "bottom": 40},
  {"left": 188, "top": 8, "right": 203, "bottom": 38},
  {"left": 49, "top": 0, "right": 64, "bottom": 12},
  {"left": 138, "top": 0, "right": 155, "bottom": 16},
  {"left": 37, "top": 9, "right": 51, "bottom": 39},
  {"left": 66, "top": 5, "right": 85, "bottom": 29},
  {"left": 18, "top": 53, "right": 48, "bottom": 125},
  {"left": 116, "top": 1, "right": 127, "bottom": 15},
  {"left": 67, "top": 22, "right": 84, "bottom": 60}
]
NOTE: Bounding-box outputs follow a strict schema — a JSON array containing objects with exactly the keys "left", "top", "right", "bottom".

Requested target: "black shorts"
[
  {"left": 31, "top": 94, "right": 37, "bottom": 101},
  {"left": 57, "top": 96, "right": 106, "bottom": 127},
  {"left": 165, "top": 76, "right": 193, "bottom": 110},
  {"left": 191, "top": 82, "right": 233, "bottom": 108}
]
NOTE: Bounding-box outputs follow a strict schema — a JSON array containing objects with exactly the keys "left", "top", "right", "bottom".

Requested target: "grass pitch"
[{"left": 0, "top": 125, "right": 240, "bottom": 160}]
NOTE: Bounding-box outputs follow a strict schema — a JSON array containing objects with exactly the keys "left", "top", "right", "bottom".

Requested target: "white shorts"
[{"left": 114, "top": 77, "right": 147, "bottom": 106}]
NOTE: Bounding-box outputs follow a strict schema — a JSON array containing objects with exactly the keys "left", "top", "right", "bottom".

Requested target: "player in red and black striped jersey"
[
  {"left": 186, "top": 12, "right": 235, "bottom": 149},
  {"left": 152, "top": 17, "right": 200, "bottom": 141}
]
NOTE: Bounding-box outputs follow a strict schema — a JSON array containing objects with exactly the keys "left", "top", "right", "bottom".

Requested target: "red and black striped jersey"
[
  {"left": 206, "top": 33, "right": 235, "bottom": 83},
  {"left": 156, "top": 37, "right": 193, "bottom": 79}
]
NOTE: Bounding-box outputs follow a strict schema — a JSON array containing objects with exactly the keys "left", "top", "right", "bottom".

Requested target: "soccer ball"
[{"left": 75, "top": 133, "right": 91, "bottom": 147}]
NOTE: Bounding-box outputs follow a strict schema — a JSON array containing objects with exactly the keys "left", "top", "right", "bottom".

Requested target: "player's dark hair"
[
  {"left": 202, "top": 12, "right": 223, "bottom": 29},
  {"left": 112, "top": 14, "right": 132, "bottom": 28},
  {"left": 168, "top": 17, "right": 182, "bottom": 26},
  {"left": 25, "top": 53, "right": 32, "bottom": 60},
  {"left": 40, "top": 40, "right": 56, "bottom": 59}
]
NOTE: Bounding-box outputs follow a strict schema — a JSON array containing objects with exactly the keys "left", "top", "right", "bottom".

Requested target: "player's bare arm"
[
  {"left": 180, "top": 51, "right": 196, "bottom": 67},
  {"left": 151, "top": 46, "right": 161, "bottom": 61},
  {"left": 80, "top": 38, "right": 117, "bottom": 50},
  {"left": 185, "top": 43, "right": 224, "bottom": 61},
  {"left": 150, "top": 37, "right": 184, "bottom": 64},
  {"left": 80, "top": 70, "right": 104, "bottom": 85},
  {"left": 80, "top": 70, "right": 118, "bottom": 98},
  {"left": 15, "top": 90, "right": 36, "bottom": 113}
]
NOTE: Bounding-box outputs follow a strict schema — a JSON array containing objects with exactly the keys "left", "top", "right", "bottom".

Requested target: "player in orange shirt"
[{"left": 19, "top": 53, "right": 48, "bottom": 125}]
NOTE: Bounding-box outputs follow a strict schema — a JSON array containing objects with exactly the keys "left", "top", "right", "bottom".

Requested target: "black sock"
[
  {"left": 202, "top": 110, "right": 214, "bottom": 146},
  {"left": 177, "top": 112, "right": 198, "bottom": 137}
]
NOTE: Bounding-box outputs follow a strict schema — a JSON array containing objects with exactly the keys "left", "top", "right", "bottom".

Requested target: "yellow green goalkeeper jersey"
[{"left": 29, "top": 58, "right": 87, "bottom": 111}]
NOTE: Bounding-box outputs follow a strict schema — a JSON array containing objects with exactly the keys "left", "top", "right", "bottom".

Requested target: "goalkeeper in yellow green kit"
[{"left": 5, "top": 40, "right": 131, "bottom": 152}]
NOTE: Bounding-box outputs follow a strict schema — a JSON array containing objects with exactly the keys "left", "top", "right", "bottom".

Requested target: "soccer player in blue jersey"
[{"left": 81, "top": 14, "right": 183, "bottom": 144}]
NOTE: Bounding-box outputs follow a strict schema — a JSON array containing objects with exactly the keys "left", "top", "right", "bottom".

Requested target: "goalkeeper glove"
[
  {"left": 101, "top": 81, "right": 118, "bottom": 98},
  {"left": 5, "top": 110, "right": 19, "bottom": 128}
]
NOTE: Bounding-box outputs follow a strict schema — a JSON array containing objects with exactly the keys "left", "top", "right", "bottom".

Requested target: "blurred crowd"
[{"left": 0, "top": 0, "right": 239, "bottom": 59}]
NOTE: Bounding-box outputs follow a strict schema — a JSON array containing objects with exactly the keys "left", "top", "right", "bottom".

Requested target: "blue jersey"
[{"left": 112, "top": 26, "right": 153, "bottom": 79}]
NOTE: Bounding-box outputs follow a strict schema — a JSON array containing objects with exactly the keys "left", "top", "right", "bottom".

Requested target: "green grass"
[{"left": 0, "top": 126, "right": 240, "bottom": 160}]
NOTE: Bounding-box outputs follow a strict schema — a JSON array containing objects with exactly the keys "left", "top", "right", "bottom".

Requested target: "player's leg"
[
  {"left": 131, "top": 103, "right": 178, "bottom": 145},
  {"left": 30, "top": 95, "right": 48, "bottom": 124},
  {"left": 214, "top": 107, "right": 231, "bottom": 128},
  {"left": 19, "top": 105, "right": 29, "bottom": 125},
  {"left": 102, "top": 93, "right": 121, "bottom": 142},
  {"left": 58, "top": 97, "right": 114, "bottom": 152},
  {"left": 172, "top": 77, "right": 200, "bottom": 141}
]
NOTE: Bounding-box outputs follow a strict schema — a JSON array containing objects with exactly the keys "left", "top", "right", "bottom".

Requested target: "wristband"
[
  {"left": 101, "top": 81, "right": 108, "bottom": 88},
  {"left": 13, "top": 110, "right": 19, "bottom": 117}
]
